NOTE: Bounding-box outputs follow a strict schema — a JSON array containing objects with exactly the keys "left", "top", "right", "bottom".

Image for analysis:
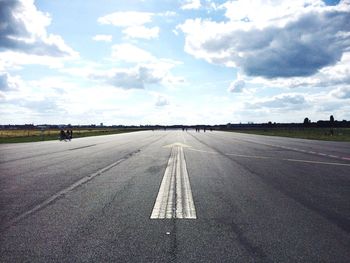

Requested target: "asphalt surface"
[{"left": 0, "top": 130, "right": 349, "bottom": 262}]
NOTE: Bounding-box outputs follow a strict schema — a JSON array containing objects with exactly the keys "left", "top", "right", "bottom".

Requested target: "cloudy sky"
[{"left": 1, "top": 0, "right": 349, "bottom": 125}]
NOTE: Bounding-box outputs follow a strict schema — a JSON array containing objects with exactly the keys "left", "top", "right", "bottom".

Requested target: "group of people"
[
  {"left": 59, "top": 129, "right": 73, "bottom": 141},
  {"left": 195, "top": 128, "right": 213, "bottom": 132}
]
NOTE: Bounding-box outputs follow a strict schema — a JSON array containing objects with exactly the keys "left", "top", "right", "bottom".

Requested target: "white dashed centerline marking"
[
  {"left": 151, "top": 144, "right": 196, "bottom": 219},
  {"left": 329, "top": 155, "right": 338, "bottom": 158}
]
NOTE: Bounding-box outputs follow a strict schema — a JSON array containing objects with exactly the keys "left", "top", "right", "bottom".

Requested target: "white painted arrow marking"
[{"left": 151, "top": 144, "right": 196, "bottom": 219}]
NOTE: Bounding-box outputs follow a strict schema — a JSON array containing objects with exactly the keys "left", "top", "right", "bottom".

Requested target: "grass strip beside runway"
[
  {"left": 228, "top": 128, "right": 350, "bottom": 142},
  {"left": 0, "top": 128, "right": 148, "bottom": 143}
]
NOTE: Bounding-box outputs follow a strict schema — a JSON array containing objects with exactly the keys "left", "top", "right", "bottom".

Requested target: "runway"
[{"left": 1, "top": 130, "right": 349, "bottom": 262}]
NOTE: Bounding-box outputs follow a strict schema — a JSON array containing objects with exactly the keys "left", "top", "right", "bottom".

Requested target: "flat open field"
[
  {"left": 0, "top": 128, "right": 147, "bottom": 143},
  {"left": 230, "top": 127, "right": 350, "bottom": 142}
]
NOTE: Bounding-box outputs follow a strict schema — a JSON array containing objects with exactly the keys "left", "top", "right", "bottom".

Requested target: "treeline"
[
  {"left": 1, "top": 116, "right": 349, "bottom": 130},
  {"left": 223, "top": 120, "right": 350, "bottom": 130}
]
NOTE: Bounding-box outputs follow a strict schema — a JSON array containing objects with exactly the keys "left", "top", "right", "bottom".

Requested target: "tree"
[
  {"left": 303, "top": 117, "right": 310, "bottom": 125},
  {"left": 330, "top": 115, "right": 334, "bottom": 123}
]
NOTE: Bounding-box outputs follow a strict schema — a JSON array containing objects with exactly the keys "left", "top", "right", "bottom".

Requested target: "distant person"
[
  {"left": 59, "top": 130, "right": 66, "bottom": 141},
  {"left": 66, "top": 130, "right": 71, "bottom": 141},
  {"left": 69, "top": 129, "right": 73, "bottom": 139}
]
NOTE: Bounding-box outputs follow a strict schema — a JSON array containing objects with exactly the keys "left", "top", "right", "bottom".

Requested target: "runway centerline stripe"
[{"left": 151, "top": 146, "right": 196, "bottom": 219}]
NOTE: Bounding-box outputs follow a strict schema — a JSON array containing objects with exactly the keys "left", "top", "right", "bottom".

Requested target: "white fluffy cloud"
[
  {"left": 0, "top": 0, "right": 77, "bottom": 58},
  {"left": 112, "top": 43, "right": 184, "bottom": 86},
  {"left": 90, "top": 67, "right": 159, "bottom": 90},
  {"left": 0, "top": 51, "right": 68, "bottom": 70},
  {"left": 92, "top": 34, "right": 113, "bottom": 42},
  {"left": 247, "top": 94, "right": 308, "bottom": 110},
  {"left": 59, "top": 43, "right": 184, "bottom": 92},
  {"left": 222, "top": 0, "right": 326, "bottom": 27},
  {"left": 98, "top": 11, "right": 153, "bottom": 27},
  {"left": 181, "top": 0, "right": 202, "bottom": 10},
  {"left": 90, "top": 60, "right": 183, "bottom": 90},
  {"left": 178, "top": 0, "right": 350, "bottom": 79},
  {"left": 122, "top": 26, "right": 159, "bottom": 39},
  {"left": 111, "top": 44, "right": 155, "bottom": 63},
  {"left": 98, "top": 11, "right": 159, "bottom": 39}
]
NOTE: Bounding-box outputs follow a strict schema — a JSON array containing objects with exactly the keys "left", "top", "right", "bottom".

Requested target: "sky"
[{"left": 0, "top": 0, "right": 350, "bottom": 125}]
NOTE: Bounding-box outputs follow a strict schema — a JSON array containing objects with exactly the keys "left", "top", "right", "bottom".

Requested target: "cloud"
[
  {"left": 228, "top": 79, "right": 245, "bottom": 93},
  {"left": 90, "top": 66, "right": 162, "bottom": 90},
  {"left": 90, "top": 60, "right": 183, "bottom": 90},
  {"left": 92, "top": 34, "right": 112, "bottom": 42},
  {"left": 158, "top": 11, "right": 177, "bottom": 17},
  {"left": 104, "top": 65, "right": 168, "bottom": 90},
  {"left": 98, "top": 11, "right": 153, "bottom": 27},
  {"left": 140, "top": 61, "right": 186, "bottom": 86},
  {"left": 22, "top": 98, "right": 61, "bottom": 113},
  {"left": 178, "top": 1, "right": 350, "bottom": 79},
  {"left": 122, "top": 26, "right": 160, "bottom": 39},
  {"left": 108, "top": 70, "right": 145, "bottom": 90},
  {"left": 60, "top": 44, "right": 184, "bottom": 91},
  {"left": 138, "top": 66, "right": 163, "bottom": 83},
  {"left": 0, "top": 73, "right": 14, "bottom": 91},
  {"left": 331, "top": 86, "right": 350, "bottom": 99},
  {"left": 98, "top": 11, "right": 160, "bottom": 39},
  {"left": 181, "top": 0, "right": 202, "bottom": 10},
  {"left": 0, "top": 0, "right": 77, "bottom": 57},
  {"left": 111, "top": 43, "right": 155, "bottom": 63},
  {"left": 221, "top": 0, "right": 325, "bottom": 27},
  {"left": 247, "top": 94, "right": 308, "bottom": 110},
  {"left": 204, "top": 0, "right": 219, "bottom": 12},
  {"left": 155, "top": 94, "right": 170, "bottom": 107},
  {"left": 0, "top": 51, "right": 68, "bottom": 70},
  {"left": 281, "top": 52, "right": 350, "bottom": 88},
  {"left": 0, "top": 72, "right": 20, "bottom": 91},
  {"left": 242, "top": 51, "right": 350, "bottom": 91}
]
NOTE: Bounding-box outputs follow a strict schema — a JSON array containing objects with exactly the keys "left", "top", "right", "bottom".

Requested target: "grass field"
[
  {"left": 0, "top": 128, "right": 147, "bottom": 143},
  {"left": 229, "top": 128, "right": 350, "bottom": 142}
]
